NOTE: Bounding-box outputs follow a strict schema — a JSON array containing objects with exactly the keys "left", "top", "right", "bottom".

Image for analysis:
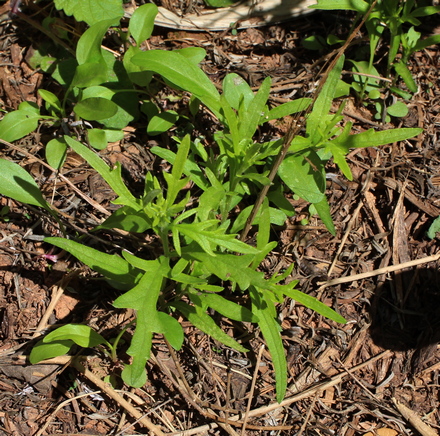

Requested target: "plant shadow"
[{"left": 369, "top": 266, "right": 440, "bottom": 371}]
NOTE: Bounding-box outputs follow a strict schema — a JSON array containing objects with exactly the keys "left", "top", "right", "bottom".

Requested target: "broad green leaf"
[
  {"left": 157, "top": 312, "right": 184, "bottom": 351},
  {"left": 175, "top": 47, "right": 207, "bottom": 65},
  {"left": 131, "top": 50, "right": 221, "bottom": 117},
  {"left": 29, "top": 340, "right": 73, "bottom": 364},
  {"left": 427, "top": 216, "right": 440, "bottom": 239},
  {"left": 54, "top": 0, "right": 123, "bottom": 28},
  {"left": 76, "top": 19, "right": 118, "bottom": 64},
  {"left": 173, "top": 301, "right": 248, "bottom": 353},
  {"left": 147, "top": 111, "right": 179, "bottom": 136},
  {"left": 201, "top": 293, "right": 258, "bottom": 323},
  {"left": 81, "top": 86, "right": 139, "bottom": 130},
  {"left": 121, "top": 363, "right": 147, "bottom": 388},
  {"left": 278, "top": 150, "right": 326, "bottom": 204},
  {"left": 123, "top": 46, "right": 154, "bottom": 87},
  {"left": 250, "top": 287, "right": 286, "bottom": 403},
  {"left": 387, "top": 101, "right": 409, "bottom": 118},
  {"left": 71, "top": 62, "right": 108, "bottom": 88},
  {"left": 0, "top": 159, "right": 50, "bottom": 210},
  {"left": 87, "top": 128, "right": 108, "bottom": 150},
  {"left": 129, "top": 3, "right": 158, "bottom": 46},
  {"left": 46, "top": 138, "right": 67, "bottom": 169},
  {"left": 43, "top": 324, "right": 107, "bottom": 348},
  {"left": 223, "top": 73, "right": 254, "bottom": 111},
  {"left": 64, "top": 136, "right": 140, "bottom": 209},
  {"left": 74, "top": 97, "right": 118, "bottom": 121},
  {"left": 265, "top": 98, "right": 312, "bottom": 122},
  {"left": 0, "top": 110, "right": 40, "bottom": 142},
  {"left": 45, "top": 237, "right": 141, "bottom": 287},
  {"left": 114, "top": 260, "right": 166, "bottom": 387}
]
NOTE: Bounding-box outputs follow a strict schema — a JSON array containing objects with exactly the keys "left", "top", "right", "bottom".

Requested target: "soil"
[{"left": 0, "top": 1, "right": 440, "bottom": 435}]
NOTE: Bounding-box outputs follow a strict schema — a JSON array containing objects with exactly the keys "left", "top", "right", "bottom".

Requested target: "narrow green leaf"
[
  {"left": 310, "top": 0, "right": 369, "bottom": 12},
  {"left": 307, "top": 55, "right": 344, "bottom": 142},
  {"left": 343, "top": 127, "right": 422, "bottom": 149},
  {"left": 39, "top": 89, "right": 62, "bottom": 113},
  {"left": 63, "top": 136, "right": 140, "bottom": 209},
  {"left": 282, "top": 287, "right": 346, "bottom": 324},
  {"left": 250, "top": 287, "right": 287, "bottom": 403},
  {"left": 45, "top": 237, "right": 141, "bottom": 287},
  {"left": 167, "top": 135, "right": 191, "bottom": 205},
  {"left": 151, "top": 146, "right": 208, "bottom": 190},
  {"left": 312, "top": 196, "right": 336, "bottom": 235},
  {"left": 393, "top": 62, "right": 417, "bottom": 93},
  {"left": 266, "top": 98, "right": 312, "bottom": 122},
  {"left": 201, "top": 293, "right": 258, "bottom": 323},
  {"left": 173, "top": 301, "right": 248, "bottom": 353},
  {"left": 240, "top": 76, "right": 271, "bottom": 140},
  {"left": 176, "top": 222, "right": 260, "bottom": 256}
]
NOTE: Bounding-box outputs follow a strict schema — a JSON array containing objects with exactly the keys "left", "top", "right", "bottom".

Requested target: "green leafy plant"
[
  {"left": 312, "top": 0, "right": 440, "bottom": 93},
  {"left": 0, "top": 1, "right": 423, "bottom": 403}
]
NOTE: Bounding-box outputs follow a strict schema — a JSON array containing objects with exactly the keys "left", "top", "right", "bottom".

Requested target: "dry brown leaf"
[{"left": 364, "top": 428, "right": 399, "bottom": 436}]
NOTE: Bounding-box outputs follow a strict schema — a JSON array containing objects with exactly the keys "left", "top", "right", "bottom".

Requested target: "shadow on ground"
[{"left": 369, "top": 267, "right": 440, "bottom": 372}]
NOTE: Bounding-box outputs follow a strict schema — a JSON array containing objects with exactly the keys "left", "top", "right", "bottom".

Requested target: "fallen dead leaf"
[{"left": 364, "top": 428, "right": 399, "bottom": 436}]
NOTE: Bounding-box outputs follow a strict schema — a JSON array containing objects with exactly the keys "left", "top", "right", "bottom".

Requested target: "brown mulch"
[{"left": 0, "top": 1, "right": 440, "bottom": 435}]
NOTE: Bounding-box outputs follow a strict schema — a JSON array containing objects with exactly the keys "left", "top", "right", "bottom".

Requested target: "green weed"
[{"left": 0, "top": 0, "right": 423, "bottom": 402}]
